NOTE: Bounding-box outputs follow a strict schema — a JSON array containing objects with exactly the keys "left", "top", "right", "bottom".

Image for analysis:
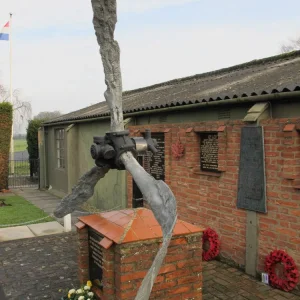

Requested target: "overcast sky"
[{"left": 0, "top": 0, "right": 300, "bottom": 118}]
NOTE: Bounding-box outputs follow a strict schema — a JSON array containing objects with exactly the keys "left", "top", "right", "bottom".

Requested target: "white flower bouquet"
[{"left": 61, "top": 281, "right": 96, "bottom": 300}]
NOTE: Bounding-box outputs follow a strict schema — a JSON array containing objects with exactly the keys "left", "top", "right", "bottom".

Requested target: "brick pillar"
[
  {"left": 99, "top": 246, "right": 115, "bottom": 300},
  {"left": 114, "top": 233, "right": 203, "bottom": 300},
  {"left": 76, "top": 222, "right": 89, "bottom": 284},
  {"left": 77, "top": 208, "right": 204, "bottom": 300}
]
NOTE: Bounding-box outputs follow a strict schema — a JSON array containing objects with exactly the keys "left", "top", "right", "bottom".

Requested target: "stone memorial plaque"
[
  {"left": 88, "top": 228, "right": 103, "bottom": 288},
  {"left": 200, "top": 133, "right": 219, "bottom": 172},
  {"left": 132, "top": 155, "right": 144, "bottom": 208},
  {"left": 144, "top": 132, "right": 165, "bottom": 181},
  {"left": 132, "top": 133, "right": 165, "bottom": 207},
  {"left": 237, "top": 126, "right": 267, "bottom": 213}
]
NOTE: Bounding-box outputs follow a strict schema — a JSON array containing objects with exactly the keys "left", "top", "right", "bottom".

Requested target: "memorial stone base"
[{"left": 76, "top": 208, "right": 204, "bottom": 300}]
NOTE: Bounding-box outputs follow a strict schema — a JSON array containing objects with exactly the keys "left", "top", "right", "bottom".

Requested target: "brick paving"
[
  {"left": 203, "top": 260, "right": 300, "bottom": 300},
  {"left": 0, "top": 232, "right": 300, "bottom": 299},
  {"left": 0, "top": 233, "right": 79, "bottom": 300}
]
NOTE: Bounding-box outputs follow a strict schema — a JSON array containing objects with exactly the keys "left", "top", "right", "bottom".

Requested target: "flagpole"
[
  {"left": 9, "top": 12, "right": 14, "bottom": 174},
  {"left": 9, "top": 13, "right": 12, "bottom": 102}
]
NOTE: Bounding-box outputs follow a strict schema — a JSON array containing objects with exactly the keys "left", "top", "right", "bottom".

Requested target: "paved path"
[
  {"left": 0, "top": 232, "right": 299, "bottom": 300},
  {"left": 0, "top": 233, "right": 79, "bottom": 300},
  {"left": 203, "top": 260, "right": 300, "bottom": 300},
  {"left": 13, "top": 188, "right": 90, "bottom": 230}
]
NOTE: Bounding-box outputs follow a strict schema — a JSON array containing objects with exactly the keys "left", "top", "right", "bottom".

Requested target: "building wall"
[
  {"left": 127, "top": 116, "right": 300, "bottom": 274},
  {"left": 77, "top": 121, "right": 127, "bottom": 210},
  {"left": 43, "top": 120, "right": 127, "bottom": 211},
  {"left": 46, "top": 125, "right": 69, "bottom": 195}
]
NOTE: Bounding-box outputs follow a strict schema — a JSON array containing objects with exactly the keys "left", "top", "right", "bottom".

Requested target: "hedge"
[
  {"left": 26, "top": 119, "right": 44, "bottom": 176},
  {"left": 26, "top": 119, "right": 44, "bottom": 160},
  {"left": 0, "top": 102, "right": 13, "bottom": 190}
]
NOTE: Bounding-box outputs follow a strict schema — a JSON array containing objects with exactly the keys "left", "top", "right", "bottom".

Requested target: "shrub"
[
  {"left": 26, "top": 119, "right": 43, "bottom": 176},
  {"left": 0, "top": 102, "right": 13, "bottom": 190}
]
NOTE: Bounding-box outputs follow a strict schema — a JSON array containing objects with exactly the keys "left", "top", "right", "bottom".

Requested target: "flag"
[{"left": 0, "top": 22, "right": 9, "bottom": 41}]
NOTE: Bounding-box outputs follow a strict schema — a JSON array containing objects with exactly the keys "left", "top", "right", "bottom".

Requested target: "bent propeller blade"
[
  {"left": 91, "top": 1, "right": 177, "bottom": 299},
  {"left": 55, "top": 1, "right": 177, "bottom": 299}
]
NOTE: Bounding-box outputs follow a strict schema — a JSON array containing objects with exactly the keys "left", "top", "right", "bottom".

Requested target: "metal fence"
[{"left": 8, "top": 159, "right": 39, "bottom": 188}]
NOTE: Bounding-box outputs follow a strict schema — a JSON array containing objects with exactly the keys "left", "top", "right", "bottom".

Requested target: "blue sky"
[{"left": 0, "top": 0, "right": 299, "bottom": 128}]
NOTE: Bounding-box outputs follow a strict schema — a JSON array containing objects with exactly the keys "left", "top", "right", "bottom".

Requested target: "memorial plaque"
[
  {"left": 132, "top": 155, "right": 144, "bottom": 208},
  {"left": 237, "top": 126, "right": 267, "bottom": 213},
  {"left": 132, "top": 133, "right": 165, "bottom": 207},
  {"left": 88, "top": 228, "right": 103, "bottom": 289},
  {"left": 144, "top": 132, "right": 165, "bottom": 181},
  {"left": 200, "top": 133, "right": 219, "bottom": 172}
]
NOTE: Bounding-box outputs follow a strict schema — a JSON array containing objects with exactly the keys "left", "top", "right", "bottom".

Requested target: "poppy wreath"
[
  {"left": 202, "top": 228, "right": 220, "bottom": 261},
  {"left": 171, "top": 140, "right": 184, "bottom": 159},
  {"left": 265, "top": 249, "right": 299, "bottom": 292}
]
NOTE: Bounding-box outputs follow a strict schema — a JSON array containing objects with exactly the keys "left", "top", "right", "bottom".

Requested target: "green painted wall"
[
  {"left": 272, "top": 101, "right": 300, "bottom": 118},
  {"left": 77, "top": 121, "right": 127, "bottom": 210},
  {"left": 134, "top": 101, "right": 300, "bottom": 125},
  {"left": 135, "top": 103, "right": 252, "bottom": 125},
  {"left": 45, "top": 120, "right": 127, "bottom": 210}
]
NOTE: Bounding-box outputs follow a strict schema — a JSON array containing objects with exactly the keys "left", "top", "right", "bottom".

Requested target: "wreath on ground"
[
  {"left": 265, "top": 249, "right": 299, "bottom": 292},
  {"left": 202, "top": 228, "right": 220, "bottom": 261}
]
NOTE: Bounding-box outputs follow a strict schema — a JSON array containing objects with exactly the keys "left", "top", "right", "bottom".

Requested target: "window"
[{"left": 55, "top": 129, "right": 65, "bottom": 168}]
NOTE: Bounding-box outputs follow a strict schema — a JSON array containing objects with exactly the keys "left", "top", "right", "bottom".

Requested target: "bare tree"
[
  {"left": 34, "top": 111, "right": 61, "bottom": 121},
  {"left": 281, "top": 36, "right": 300, "bottom": 53},
  {"left": 0, "top": 85, "right": 32, "bottom": 129},
  {"left": 0, "top": 84, "right": 31, "bottom": 172}
]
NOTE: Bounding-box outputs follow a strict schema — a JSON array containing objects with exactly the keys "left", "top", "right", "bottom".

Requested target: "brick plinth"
[
  {"left": 76, "top": 209, "right": 204, "bottom": 300},
  {"left": 114, "top": 234, "right": 202, "bottom": 300}
]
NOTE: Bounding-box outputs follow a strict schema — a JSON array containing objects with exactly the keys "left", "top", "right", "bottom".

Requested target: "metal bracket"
[{"left": 90, "top": 129, "right": 158, "bottom": 170}]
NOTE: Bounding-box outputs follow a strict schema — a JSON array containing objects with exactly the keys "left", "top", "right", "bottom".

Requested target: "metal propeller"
[{"left": 54, "top": 1, "right": 177, "bottom": 299}]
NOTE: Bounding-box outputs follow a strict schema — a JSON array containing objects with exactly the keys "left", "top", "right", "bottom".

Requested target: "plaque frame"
[
  {"left": 237, "top": 126, "right": 267, "bottom": 213},
  {"left": 88, "top": 228, "right": 104, "bottom": 289},
  {"left": 199, "top": 132, "right": 220, "bottom": 173},
  {"left": 132, "top": 132, "right": 165, "bottom": 206},
  {"left": 132, "top": 155, "right": 144, "bottom": 208}
]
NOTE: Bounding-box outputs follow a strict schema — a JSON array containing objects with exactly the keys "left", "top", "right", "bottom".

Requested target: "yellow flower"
[
  {"left": 87, "top": 280, "right": 92, "bottom": 287},
  {"left": 68, "top": 293, "right": 71, "bottom": 299}
]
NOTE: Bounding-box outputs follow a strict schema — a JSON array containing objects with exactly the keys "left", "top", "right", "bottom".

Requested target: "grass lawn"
[
  {"left": 0, "top": 195, "right": 54, "bottom": 227},
  {"left": 14, "top": 139, "right": 27, "bottom": 152}
]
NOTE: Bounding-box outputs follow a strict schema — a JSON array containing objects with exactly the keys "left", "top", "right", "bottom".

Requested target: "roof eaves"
[{"left": 42, "top": 87, "right": 300, "bottom": 126}]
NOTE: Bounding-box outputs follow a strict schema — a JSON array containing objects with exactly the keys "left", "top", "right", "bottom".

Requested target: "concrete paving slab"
[
  {"left": 28, "top": 221, "right": 65, "bottom": 236},
  {"left": 0, "top": 226, "right": 35, "bottom": 242}
]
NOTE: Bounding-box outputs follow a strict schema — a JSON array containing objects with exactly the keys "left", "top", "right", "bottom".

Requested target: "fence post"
[{"left": 64, "top": 213, "right": 72, "bottom": 232}]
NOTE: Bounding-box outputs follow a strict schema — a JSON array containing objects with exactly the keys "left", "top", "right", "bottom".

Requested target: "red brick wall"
[
  {"left": 114, "top": 234, "right": 202, "bottom": 300},
  {"left": 77, "top": 224, "right": 202, "bottom": 299},
  {"left": 77, "top": 225, "right": 115, "bottom": 300},
  {"left": 127, "top": 118, "right": 300, "bottom": 273},
  {"left": 77, "top": 225, "right": 89, "bottom": 284}
]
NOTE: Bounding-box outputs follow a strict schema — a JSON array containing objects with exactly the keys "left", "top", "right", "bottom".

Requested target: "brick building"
[{"left": 41, "top": 51, "right": 300, "bottom": 279}]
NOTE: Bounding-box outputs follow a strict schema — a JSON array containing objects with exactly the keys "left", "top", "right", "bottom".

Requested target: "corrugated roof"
[{"left": 45, "top": 51, "right": 300, "bottom": 125}]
